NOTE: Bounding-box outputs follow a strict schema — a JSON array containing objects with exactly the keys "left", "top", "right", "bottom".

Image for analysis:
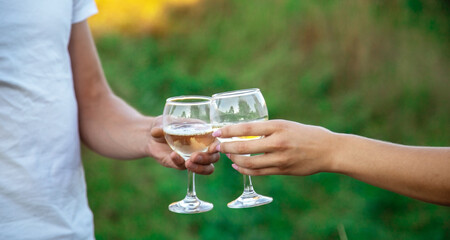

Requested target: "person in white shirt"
[{"left": 0, "top": 0, "right": 218, "bottom": 239}]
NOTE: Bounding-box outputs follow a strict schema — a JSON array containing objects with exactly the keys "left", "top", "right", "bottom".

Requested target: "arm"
[
  {"left": 209, "top": 120, "right": 450, "bottom": 205},
  {"left": 332, "top": 133, "right": 450, "bottom": 206},
  {"left": 69, "top": 21, "right": 218, "bottom": 173}
]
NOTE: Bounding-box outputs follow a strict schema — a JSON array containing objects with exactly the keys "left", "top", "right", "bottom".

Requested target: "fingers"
[
  {"left": 210, "top": 120, "right": 286, "bottom": 155},
  {"left": 150, "top": 116, "right": 166, "bottom": 144},
  {"left": 213, "top": 121, "right": 278, "bottom": 139},
  {"left": 231, "top": 164, "right": 282, "bottom": 176},
  {"left": 190, "top": 152, "right": 220, "bottom": 164},
  {"left": 169, "top": 151, "right": 186, "bottom": 170},
  {"left": 228, "top": 153, "right": 280, "bottom": 169},
  {"left": 185, "top": 161, "right": 215, "bottom": 175},
  {"left": 208, "top": 141, "right": 220, "bottom": 153},
  {"left": 186, "top": 152, "right": 220, "bottom": 175},
  {"left": 217, "top": 138, "right": 277, "bottom": 155},
  {"left": 150, "top": 126, "right": 164, "bottom": 138},
  {"left": 227, "top": 152, "right": 292, "bottom": 175},
  {"left": 151, "top": 126, "right": 168, "bottom": 144}
]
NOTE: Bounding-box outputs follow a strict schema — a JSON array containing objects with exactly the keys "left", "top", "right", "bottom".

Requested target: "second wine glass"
[{"left": 211, "top": 88, "right": 273, "bottom": 208}]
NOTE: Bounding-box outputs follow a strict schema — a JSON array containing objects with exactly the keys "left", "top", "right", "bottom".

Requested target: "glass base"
[
  {"left": 169, "top": 196, "right": 213, "bottom": 214},
  {"left": 227, "top": 191, "right": 273, "bottom": 209}
]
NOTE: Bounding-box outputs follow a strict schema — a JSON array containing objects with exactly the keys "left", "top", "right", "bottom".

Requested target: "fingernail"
[
  {"left": 212, "top": 130, "right": 222, "bottom": 137},
  {"left": 196, "top": 155, "right": 203, "bottom": 162},
  {"left": 226, "top": 154, "right": 231, "bottom": 159},
  {"left": 215, "top": 144, "right": 221, "bottom": 152},
  {"left": 231, "top": 164, "right": 238, "bottom": 170}
]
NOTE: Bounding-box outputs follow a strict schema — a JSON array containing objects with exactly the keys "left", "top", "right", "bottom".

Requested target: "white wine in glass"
[
  {"left": 163, "top": 96, "right": 215, "bottom": 214},
  {"left": 211, "top": 88, "right": 273, "bottom": 208},
  {"left": 165, "top": 124, "right": 215, "bottom": 159}
]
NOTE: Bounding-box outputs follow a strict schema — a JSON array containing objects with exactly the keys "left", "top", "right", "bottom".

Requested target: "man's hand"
[
  {"left": 69, "top": 21, "right": 219, "bottom": 174},
  {"left": 149, "top": 116, "right": 220, "bottom": 175}
]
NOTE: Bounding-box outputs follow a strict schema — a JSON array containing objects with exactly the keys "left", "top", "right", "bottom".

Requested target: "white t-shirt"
[{"left": 0, "top": 0, "right": 98, "bottom": 239}]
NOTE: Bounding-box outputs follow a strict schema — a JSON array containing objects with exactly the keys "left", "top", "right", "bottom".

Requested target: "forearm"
[
  {"left": 69, "top": 21, "right": 152, "bottom": 160},
  {"left": 78, "top": 91, "right": 152, "bottom": 160},
  {"left": 331, "top": 133, "right": 450, "bottom": 205}
]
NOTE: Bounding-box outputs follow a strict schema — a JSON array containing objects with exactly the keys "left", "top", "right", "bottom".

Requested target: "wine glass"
[
  {"left": 211, "top": 88, "right": 273, "bottom": 208},
  {"left": 163, "top": 96, "right": 215, "bottom": 214}
]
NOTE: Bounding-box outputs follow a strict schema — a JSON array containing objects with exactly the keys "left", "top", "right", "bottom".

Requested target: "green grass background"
[{"left": 83, "top": 0, "right": 450, "bottom": 239}]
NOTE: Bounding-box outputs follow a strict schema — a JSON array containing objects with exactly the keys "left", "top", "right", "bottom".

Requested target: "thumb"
[{"left": 151, "top": 126, "right": 164, "bottom": 138}]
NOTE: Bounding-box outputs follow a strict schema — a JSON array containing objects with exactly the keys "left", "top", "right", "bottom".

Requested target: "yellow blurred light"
[{"left": 88, "top": 0, "right": 200, "bottom": 36}]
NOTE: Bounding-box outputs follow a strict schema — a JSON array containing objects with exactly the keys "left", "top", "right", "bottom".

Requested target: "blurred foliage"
[{"left": 84, "top": 0, "right": 450, "bottom": 239}]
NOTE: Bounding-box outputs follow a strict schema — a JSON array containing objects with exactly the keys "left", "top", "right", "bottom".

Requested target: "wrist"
[
  {"left": 324, "top": 132, "right": 349, "bottom": 174},
  {"left": 140, "top": 116, "right": 156, "bottom": 158}
]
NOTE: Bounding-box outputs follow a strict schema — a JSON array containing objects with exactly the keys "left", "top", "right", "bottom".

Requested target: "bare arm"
[
  {"left": 209, "top": 120, "right": 450, "bottom": 205},
  {"left": 69, "top": 21, "right": 218, "bottom": 173},
  {"left": 332, "top": 133, "right": 450, "bottom": 206}
]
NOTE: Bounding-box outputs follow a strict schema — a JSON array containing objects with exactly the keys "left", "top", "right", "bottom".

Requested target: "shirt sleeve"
[{"left": 72, "top": 0, "right": 98, "bottom": 23}]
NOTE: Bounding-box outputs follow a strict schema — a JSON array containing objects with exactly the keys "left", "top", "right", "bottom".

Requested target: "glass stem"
[
  {"left": 186, "top": 170, "right": 197, "bottom": 199},
  {"left": 243, "top": 174, "right": 255, "bottom": 194},
  {"left": 241, "top": 154, "right": 255, "bottom": 194}
]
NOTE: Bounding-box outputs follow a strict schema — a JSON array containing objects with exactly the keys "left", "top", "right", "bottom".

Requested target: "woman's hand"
[
  {"left": 209, "top": 120, "right": 337, "bottom": 176},
  {"left": 209, "top": 119, "right": 450, "bottom": 205}
]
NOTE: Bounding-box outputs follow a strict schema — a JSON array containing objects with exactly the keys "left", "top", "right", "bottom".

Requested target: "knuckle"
[
  {"left": 220, "top": 143, "right": 227, "bottom": 153},
  {"left": 243, "top": 124, "right": 253, "bottom": 135},
  {"left": 222, "top": 125, "right": 234, "bottom": 137},
  {"left": 242, "top": 160, "right": 254, "bottom": 169},
  {"left": 271, "top": 139, "right": 288, "bottom": 151},
  {"left": 280, "top": 155, "right": 292, "bottom": 167},
  {"left": 277, "top": 157, "right": 292, "bottom": 171},
  {"left": 236, "top": 143, "right": 248, "bottom": 153}
]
